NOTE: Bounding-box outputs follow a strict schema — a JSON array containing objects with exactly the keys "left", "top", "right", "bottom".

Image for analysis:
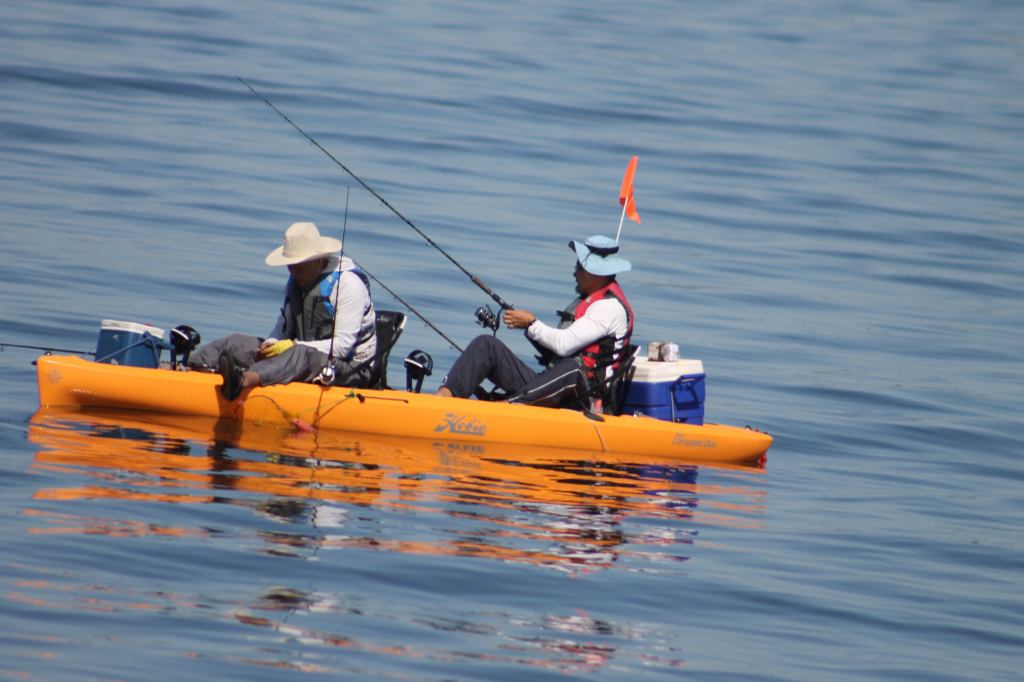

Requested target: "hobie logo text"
[{"left": 434, "top": 413, "right": 487, "bottom": 436}]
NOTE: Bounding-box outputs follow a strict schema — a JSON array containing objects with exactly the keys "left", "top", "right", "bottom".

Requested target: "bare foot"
[{"left": 436, "top": 386, "right": 453, "bottom": 398}]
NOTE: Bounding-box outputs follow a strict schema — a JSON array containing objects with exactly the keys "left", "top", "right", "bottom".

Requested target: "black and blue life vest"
[{"left": 281, "top": 267, "right": 375, "bottom": 362}]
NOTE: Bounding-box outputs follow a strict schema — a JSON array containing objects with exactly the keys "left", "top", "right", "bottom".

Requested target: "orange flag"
[{"left": 618, "top": 155, "right": 641, "bottom": 223}]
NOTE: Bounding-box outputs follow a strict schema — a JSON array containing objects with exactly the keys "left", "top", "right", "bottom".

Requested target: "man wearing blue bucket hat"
[
  {"left": 437, "top": 234, "right": 633, "bottom": 408},
  {"left": 189, "top": 221, "right": 377, "bottom": 400}
]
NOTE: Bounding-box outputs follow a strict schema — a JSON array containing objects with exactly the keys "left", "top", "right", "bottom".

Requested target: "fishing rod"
[
  {"left": 1, "top": 342, "right": 94, "bottom": 355},
  {"left": 237, "top": 76, "right": 514, "bottom": 312},
  {"left": 334, "top": 186, "right": 464, "bottom": 353}
]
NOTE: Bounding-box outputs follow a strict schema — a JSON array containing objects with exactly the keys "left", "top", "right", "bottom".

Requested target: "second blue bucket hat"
[{"left": 569, "top": 235, "right": 632, "bottom": 276}]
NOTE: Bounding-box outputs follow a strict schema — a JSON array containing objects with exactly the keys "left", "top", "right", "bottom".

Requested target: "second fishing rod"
[{"left": 238, "top": 77, "right": 514, "bottom": 325}]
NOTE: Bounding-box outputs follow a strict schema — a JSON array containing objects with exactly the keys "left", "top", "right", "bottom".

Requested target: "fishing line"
[
  {"left": 350, "top": 259, "right": 463, "bottom": 353},
  {"left": 0, "top": 342, "right": 94, "bottom": 355},
  {"left": 322, "top": 185, "right": 351, "bottom": 375},
  {"left": 312, "top": 187, "right": 352, "bottom": 429},
  {"left": 237, "top": 76, "right": 514, "bottom": 312}
]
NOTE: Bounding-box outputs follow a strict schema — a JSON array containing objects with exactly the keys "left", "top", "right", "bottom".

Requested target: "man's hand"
[
  {"left": 259, "top": 338, "right": 295, "bottom": 358},
  {"left": 503, "top": 309, "right": 537, "bottom": 329}
]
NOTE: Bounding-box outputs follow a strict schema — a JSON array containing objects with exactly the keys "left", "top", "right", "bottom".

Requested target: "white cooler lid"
[
  {"left": 100, "top": 319, "right": 165, "bottom": 338},
  {"left": 631, "top": 356, "right": 704, "bottom": 381}
]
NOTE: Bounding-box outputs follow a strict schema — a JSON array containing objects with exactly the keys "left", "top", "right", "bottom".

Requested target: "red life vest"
[{"left": 573, "top": 281, "right": 633, "bottom": 376}]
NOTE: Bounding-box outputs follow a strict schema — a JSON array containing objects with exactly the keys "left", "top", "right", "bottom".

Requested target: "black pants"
[{"left": 440, "top": 335, "right": 588, "bottom": 408}]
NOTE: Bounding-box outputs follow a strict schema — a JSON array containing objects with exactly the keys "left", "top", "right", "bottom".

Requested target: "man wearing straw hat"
[
  {"left": 437, "top": 234, "right": 633, "bottom": 408},
  {"left": 189, "top": 221, "right": 377, "bottom": 400}
]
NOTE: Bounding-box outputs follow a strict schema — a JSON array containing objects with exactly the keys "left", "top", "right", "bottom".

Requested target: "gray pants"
[{"left": 189, "top": 333, "right": 372, "bottom": 388}]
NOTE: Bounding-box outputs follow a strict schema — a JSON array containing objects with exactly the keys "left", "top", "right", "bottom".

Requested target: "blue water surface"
[{"left": 1, "top": 1, "right": 1023, "bottom": 680}]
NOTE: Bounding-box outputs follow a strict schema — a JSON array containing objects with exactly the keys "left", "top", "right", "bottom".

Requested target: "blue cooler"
[
  {"left": 621, "top": 357, "right": 706, "bottom": 424},
  {"left": 94, "top": 319, "right": 167, "bottom": 368}
]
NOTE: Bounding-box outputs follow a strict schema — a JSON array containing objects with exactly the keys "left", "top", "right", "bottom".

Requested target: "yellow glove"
[{"left": 260, "top": 338, "right": 295, "bottom": 358}]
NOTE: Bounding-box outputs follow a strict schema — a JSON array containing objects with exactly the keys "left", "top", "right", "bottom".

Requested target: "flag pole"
[{"left": 614, "top": 201, "right": 628, "bottom": 244}]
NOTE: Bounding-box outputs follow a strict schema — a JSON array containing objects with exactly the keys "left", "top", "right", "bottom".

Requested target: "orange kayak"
[{"left": 35, "top": 354, "right": 772, "bottom": 466}]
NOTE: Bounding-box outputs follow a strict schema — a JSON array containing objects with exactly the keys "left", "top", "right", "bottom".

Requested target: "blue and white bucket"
[{"left": 94, "top": 319, "right": 167, "bottom": 368}]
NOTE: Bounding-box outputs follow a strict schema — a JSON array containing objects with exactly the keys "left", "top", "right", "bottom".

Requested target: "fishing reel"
[
  {"left": 404, "top": 349, "right": 433, "bottom": 394},
  {"left": 169, "top": 325, "right": 201, "bottom": 369},
  {"left": 474, "top": 304, "right": 499, "bottom": 334},
  {"left": 314, "top": 364, "right": 336, "bottom": 386}
]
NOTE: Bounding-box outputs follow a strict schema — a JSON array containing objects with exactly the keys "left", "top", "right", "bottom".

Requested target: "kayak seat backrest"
[
  {"left": 368, "top": 309, "right": 407, "bottom": 389},
  {"left": 585, "top": 343, "right": 639, "bottom": 416}
]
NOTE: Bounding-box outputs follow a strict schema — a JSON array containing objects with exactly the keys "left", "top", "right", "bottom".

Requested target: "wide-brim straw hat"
[
  {"left": 568, "top": 235, "right": 632, "bottom": 276},
  {"left": 265, "top": 221, "right": 342, "bottom": 266}
]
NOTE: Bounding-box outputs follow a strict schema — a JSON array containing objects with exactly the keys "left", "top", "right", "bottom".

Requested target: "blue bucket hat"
[{"left": 569, "top": 235, "right": 632, "bottom": 276}]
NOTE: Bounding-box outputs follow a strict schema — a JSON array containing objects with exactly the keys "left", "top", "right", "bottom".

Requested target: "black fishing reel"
[
  {"left": 404, "top": 349, "right": 433, "bottom": 394},
  {"left": 170, "top": 325, "right": 201, "bottom": 369},
  {"left": 474, "top": 304, "right": 499, "bottom": 333}
]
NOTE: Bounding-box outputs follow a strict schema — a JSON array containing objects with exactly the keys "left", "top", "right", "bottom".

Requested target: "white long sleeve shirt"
[{"left": 525, "top": 297, "right": 629, "bottom": 358}]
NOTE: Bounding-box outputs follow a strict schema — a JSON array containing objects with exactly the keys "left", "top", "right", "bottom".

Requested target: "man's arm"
[{"left": 516, "top": 299, "right": 626, "bottom": 358}]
